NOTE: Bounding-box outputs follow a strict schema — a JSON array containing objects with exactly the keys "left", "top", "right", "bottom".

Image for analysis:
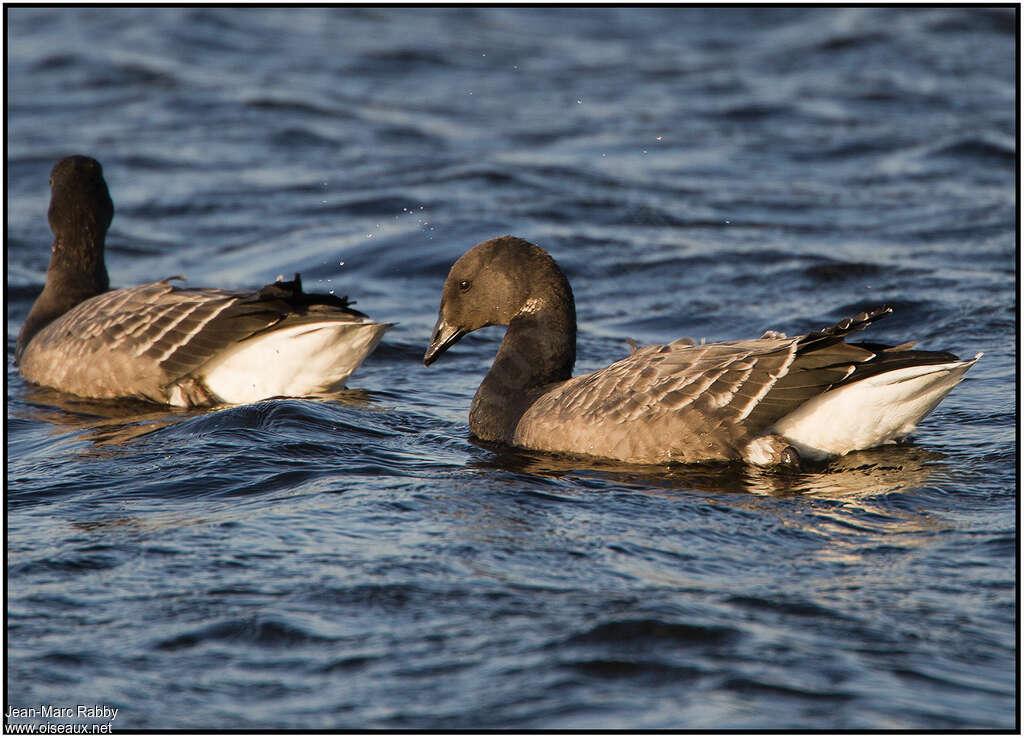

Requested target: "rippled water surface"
[{"left": 6, "top": 7, "right": 1017, "bottom": 731}]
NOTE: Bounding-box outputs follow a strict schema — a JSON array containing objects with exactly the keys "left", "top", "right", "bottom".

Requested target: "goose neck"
[{"left": 468, "top": 303, "right": 576, "bottom": 442}]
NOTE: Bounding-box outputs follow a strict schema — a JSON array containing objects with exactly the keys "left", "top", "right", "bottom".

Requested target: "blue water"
[{"left": 5, "top": 7, "right": 1017, "bottom": 731}]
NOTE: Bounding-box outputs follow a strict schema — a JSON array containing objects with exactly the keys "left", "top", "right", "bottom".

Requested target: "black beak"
[{"left": 424, "top": 316, "right": 464, "bottom": 366}]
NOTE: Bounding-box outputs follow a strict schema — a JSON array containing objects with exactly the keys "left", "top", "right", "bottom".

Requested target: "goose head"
[
  {"left": 424, "top": 236, "right": 574, "bottom": 366},
  {"left": 48, "top": 155, "right": 114, "bottom": 251}
]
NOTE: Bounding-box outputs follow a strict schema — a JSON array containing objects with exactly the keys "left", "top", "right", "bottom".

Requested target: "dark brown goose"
[
  {"left": 16, "top": 155, "right": 390, "bottom": 407},
  {"left": 424, "top": 236, "right": 980, "bottom": 465}
]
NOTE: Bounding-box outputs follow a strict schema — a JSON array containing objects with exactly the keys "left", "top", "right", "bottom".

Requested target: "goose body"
[
  {"left": 424, "top": 236, "right": 980, "bottom": 465},
  {"left": 15, "top": 156, "right": 390, "bottom": 408}
]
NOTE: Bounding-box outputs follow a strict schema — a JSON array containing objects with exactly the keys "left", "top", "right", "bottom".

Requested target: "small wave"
[
  {"left": 40, "top": 651, "right": 92, "bottom": 668},
  {"left": 375, "top": 124, "right": 437, "bottom": 145},
  {"left": 721, "top": 675, "right": 855, "bottom": 701},
  {"left": 32, "top": 53, "right": 78, "bottom": 71},
  {"left": 82, "top": 61, "right": 179, "bottom": 90},
  {"left": 803, "top": 260, "right": 886, "bottom": 283},
  {"left": 564, "top": 618, "right": 738, "bottom": 647},
  {"left": 727, "top": 595, "right": 854, "bottom": 620},
  {"left": 712, "top": 102, "right": 789, "bottom": 123},
  {"left": 155, "top": 617, "right": 334, "bottom": 651},
  {"left": 303, "top": 195, "right": 426, "bottom": 218},
  {"left": 244, "top": 96, "right": 350, "bottom": 119},
  {"left": 566, "top": 658, "right": 701, "bottom": 682},
  {"left": 927, "top": 8, "right": 1015, "bottom": 34},
  {"left": 10, "top": 549, "right": 122, "bottom": 577},
  {"left": 928, "top": 138, "right": 1015, "bottom": 165},
  {"left": 311, "top": 582, "right": 454, "bottom": 613},
  {"left": 352, "top": 48, "right": 452, "bottom": 73},
  {"left": 126, "top": 199, "right": 223, "bottom": 220},
  {"left": 109, "top": 153, "right": 193, "bottom": 172},
  {"left": 315, "top": 655, "right": 377, "bottom": 674},
  {"left": 811, "top": 31, "right": 888, "bottom": 52},
  {"left": 791, "top": 138, "right": 897, "bottom": 162},
  {"left": 424, "top": 164, "right": 526, "bottom": 188},
  {"left": 507, "top": 128, "right": 581, "bottom": 147},
  {"left": 268, "top": 126, "right": 340, "bottom": 150},
  {"left": 166, "top": 398, "right": 384, "bottom": 436}
]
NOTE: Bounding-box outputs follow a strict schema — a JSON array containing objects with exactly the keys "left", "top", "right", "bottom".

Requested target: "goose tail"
[
  {"left": 184, "top": 320, "right": 392, "bottom": 406},
  {"left": 766, "top": 352, "right": 982, "bottom": 461}
]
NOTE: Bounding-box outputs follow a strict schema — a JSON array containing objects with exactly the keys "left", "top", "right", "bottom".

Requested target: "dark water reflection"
[{"left": 471, "top": 439, "right": 947, "bottom": 500}]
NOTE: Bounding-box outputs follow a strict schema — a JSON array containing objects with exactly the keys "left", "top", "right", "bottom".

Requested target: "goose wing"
[
  {"left": 555, "top": 337, "right": 796, "bottom": 428},
  {"left": 517, "top": 308, "right": 901, "bottom": 462}
]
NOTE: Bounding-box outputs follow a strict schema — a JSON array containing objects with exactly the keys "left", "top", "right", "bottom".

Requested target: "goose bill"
[{"left": 424, "top": 317, "right": 464, "bottom": 366}]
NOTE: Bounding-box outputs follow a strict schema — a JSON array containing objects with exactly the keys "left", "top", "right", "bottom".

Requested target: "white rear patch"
[
  {"left": 197, "top": 321, "right": 390, "bottom": 404},
  {"left": 770, "top": 353, "right": 982, "bottom": 460}
]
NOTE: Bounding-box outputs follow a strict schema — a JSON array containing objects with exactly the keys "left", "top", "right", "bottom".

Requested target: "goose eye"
[{"left": 459, "top": 279, "right": 471, "bottom": 292}]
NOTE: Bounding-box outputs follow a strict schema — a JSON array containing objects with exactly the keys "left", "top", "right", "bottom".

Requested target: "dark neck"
[
  {"left": 469, "top": 301, "right": 576, "bottom": 443},
  {"left": 16, "top": 234, "right": 109, "bottom": 361}
]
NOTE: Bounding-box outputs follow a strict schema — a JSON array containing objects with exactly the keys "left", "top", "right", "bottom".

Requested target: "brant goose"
[
  {"left": 16, "top": 155, "right": 390, "bottom": 407},
  {"left": 424, "top": 236, "right": 980, "bottom": 465}
]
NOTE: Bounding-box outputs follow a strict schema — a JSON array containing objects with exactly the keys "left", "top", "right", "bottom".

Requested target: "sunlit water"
[{"left": 6, "top": 7, "right": 1016, "bottom": 730}]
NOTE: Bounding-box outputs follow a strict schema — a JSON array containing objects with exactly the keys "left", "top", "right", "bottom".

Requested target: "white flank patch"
[
  {"left": 770, "top": 353, "right": 982, "bottom": 460},
  {"left": 743, "top": 436, "right": 783, "bottom": 465},
  {"left": 199, "top": 321, "right": 390, "bottom": 404}
]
